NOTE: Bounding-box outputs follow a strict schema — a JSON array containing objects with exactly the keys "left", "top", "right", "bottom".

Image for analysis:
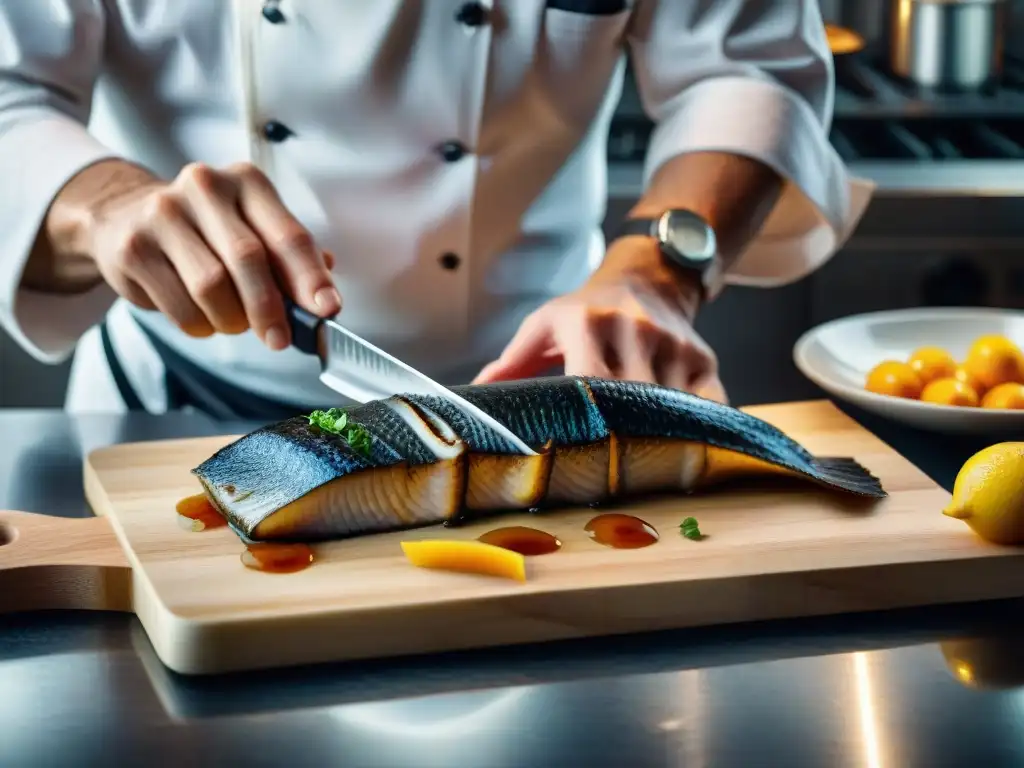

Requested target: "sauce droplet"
[
  {"left": 584, "top": 513, "right": 659, "bottom": 549},
  {"left": 241, "top": 543, "right": 315, "bottom": 574},
  {"left": 478, "top": 526, "right": 562, "bottom": 556},
  {"left": 176, "top": 493, "right": 227, "bottom": 532}
]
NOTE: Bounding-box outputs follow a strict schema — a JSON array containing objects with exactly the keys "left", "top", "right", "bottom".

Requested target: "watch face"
[{"left": 658, "top": 210, "right": 717, "bottom": 263}]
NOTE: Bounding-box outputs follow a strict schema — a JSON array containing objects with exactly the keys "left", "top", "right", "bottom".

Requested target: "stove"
[
  {"left": 609, "top": 55, "right": 1024, "bottom": 196},
  {"left": 831, "top": 53, "right": 1024, "bottom": 120}
]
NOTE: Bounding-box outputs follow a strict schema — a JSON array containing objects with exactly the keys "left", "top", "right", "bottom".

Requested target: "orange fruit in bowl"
[
  {"left": 865, "top": 360, "right": 924, "bottom": 399},
  {"left": 962, "top": 335, "right": 1024, "bottom": 391},
  {"left": 907, "top": 346, "right": 957, "bottom": 385},
  {"left": 980, "top": 382, "right": 1024, "bottom": 410},
  {"left": 920, "top": 377, "right": 980, "bottom": 407},
  {"left": 953, "top": 364, "right": 988, "bottom": 396}
]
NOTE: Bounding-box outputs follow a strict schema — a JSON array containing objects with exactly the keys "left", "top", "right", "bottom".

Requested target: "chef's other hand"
[
  {"left": 473, "top": 237, "right": 728, "bottom": 403},
  {"left": 82, "top": 160, "right": 339, "bottom": 350}
]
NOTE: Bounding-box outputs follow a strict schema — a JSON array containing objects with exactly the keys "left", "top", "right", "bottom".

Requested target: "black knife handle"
[{"left": 284, "top": 298, "right": 323, "bottom": 356}]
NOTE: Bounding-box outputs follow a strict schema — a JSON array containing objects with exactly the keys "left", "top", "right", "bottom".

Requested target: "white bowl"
[{"left": 793, "top": 307, "right": 1024, "bottom": 436}]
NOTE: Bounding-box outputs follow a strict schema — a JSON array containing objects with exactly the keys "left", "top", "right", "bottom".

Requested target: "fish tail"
[{"left": 807, "top": 457, "right": 887, "bottom": 498}]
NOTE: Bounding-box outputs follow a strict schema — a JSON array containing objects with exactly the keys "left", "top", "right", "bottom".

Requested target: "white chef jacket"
[{"left": 0, "top": 0, "right": 874, "bottom": 415}]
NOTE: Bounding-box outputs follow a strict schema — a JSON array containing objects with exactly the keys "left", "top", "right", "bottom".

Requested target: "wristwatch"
[{"left": 614, "top": 209, "right": 725, "bottom": 302}]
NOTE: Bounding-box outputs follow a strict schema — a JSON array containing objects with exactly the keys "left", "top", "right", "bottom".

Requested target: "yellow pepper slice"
[{"left": 400, "top": 539, "right": 527, "bottom": 582}]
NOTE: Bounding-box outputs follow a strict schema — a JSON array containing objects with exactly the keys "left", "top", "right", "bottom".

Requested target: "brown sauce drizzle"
[
  {"left": 241, "top": 543, "right": 315, "bottom": 574},
  {"left": 584, "top": 513, "right": 659, "bottom": 549},
  {"left": 478, "top": 526, "right": 562, "bottom": 556},
  {"left": 177, "top": 492, "right": 314, "bottom": 573},
  {"left": 176, "top": 493, "right": 227, "bottom": 531}
]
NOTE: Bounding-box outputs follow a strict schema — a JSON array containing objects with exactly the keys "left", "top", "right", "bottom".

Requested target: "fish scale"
[
  {"left": 399, "top": 394, "right": 516, "bottom": 454},
  {"left": 445, "top": 377, "right": 608, "bottom": 449},
  {"left": 586, "top": 379, "right": 814, "bottom": 461},
  {"left": 347, "top": 400, "right": 437, "bottom": 466}
]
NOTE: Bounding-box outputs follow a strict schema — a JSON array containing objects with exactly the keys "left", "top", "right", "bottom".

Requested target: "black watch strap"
[
  {"left": 614, "top": 217, "right": 657, "bottom": 241},
  {"left": 610, "top": 212, "right": 725, "bottom": 303}
]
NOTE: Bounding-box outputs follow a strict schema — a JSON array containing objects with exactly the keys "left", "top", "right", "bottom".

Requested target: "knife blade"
[{"left": 286, "top": 300, "right": 538, "bottom": 456}]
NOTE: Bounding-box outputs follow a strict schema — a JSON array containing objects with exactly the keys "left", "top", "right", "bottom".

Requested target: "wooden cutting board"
[{"left": 2, "top": 400, "right": 1022, "bottom": 676}]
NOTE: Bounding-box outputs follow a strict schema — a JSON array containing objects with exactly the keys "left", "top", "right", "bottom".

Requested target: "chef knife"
[{"left": 285, "top": 300, "right": 538, "bottom": 456}]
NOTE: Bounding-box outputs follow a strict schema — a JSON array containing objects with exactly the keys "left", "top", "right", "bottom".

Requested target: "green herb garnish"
[
  {"left": 679, "top": 516, "right": 702, "bottom": 541},
  {"left": 306, "top": 408, "right": 372, "bottom": 456}
]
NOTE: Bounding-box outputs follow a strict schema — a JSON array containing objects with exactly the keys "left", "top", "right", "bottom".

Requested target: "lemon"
[
  {"left": 943, "top": 442, "right": 1024, "bottom": 545},
  {"left": 940, "top": 637, "right": 1024, "bottom": 690}
]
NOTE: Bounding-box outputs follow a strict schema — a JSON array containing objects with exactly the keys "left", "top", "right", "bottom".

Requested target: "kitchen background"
[{"left": 2, "top": 0, "right": 1023, "bottom": 409}]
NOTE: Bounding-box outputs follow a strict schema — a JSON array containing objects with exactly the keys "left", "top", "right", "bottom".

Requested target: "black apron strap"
[
  {"left": 100, "top": 320, "right": 146, "bottom": 411},
  {"left": 100, "top": 316, "right": 312, "bottom": 422}
]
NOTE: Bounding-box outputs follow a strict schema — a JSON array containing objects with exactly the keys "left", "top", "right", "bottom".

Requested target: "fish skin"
[
  {"left": 584, "top": 379, "right": 843, "bottom": 481},
  {"left": 404, "top": 377, "right": 607, "bottom": 453},
  {"left": 340, "top": 399, "right": 441, "bottom": 466},
  {"left": 192, "top": 376, "right": 886, "bottom": 542},
  {"left": 191, "top": 418, "right": 373, "bottom": 535}
]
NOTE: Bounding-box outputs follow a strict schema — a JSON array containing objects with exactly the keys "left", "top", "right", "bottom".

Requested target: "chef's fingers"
[
  {"left": 120, "top": 231, "right": 214, "bottom": 336},
  {"left": 653, "top": 335, "right": 698, "bottom": 391},
  {"left": 230, "top": 163, "right": 341, "bottom": 317},
  {"left": 558, "top": 316, "right": 613, "bottom": 379},
  {"left": 671, "top": 340, "right": 727, "bottom": 402},
  {"left": 102, "top": 232, "right": 158, "bottom": 310},
  {"left": 179, "top": 166, "right": 290, "bottom": 349},
  {"left": 472, "top": 313, "right": 557, "bottom": 383},
  {"left": 655, "top": 355, "right": 692, "bottom": 391},
  {"left": 653, "top": 332, "right": 722, "bottom": 394},
  {"left": 121, "top": 278, "right": 157, "bottom": 311},
  {"left": 147, "top": 193, "right": 248, "bottom": 335},
  {"left": 474, "top": 349, "right": 564, "bottom": 384},
  {"left": 615, "top": 318, "right": 658, "bottom": 384}
]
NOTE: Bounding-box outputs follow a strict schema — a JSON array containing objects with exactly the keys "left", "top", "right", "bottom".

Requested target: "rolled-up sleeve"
[
  {"left": 627, "top": 0, "right": 875, "bottom": 286},
  {"left": 0, "top": 1, "right": 120, "bottom": 364}
]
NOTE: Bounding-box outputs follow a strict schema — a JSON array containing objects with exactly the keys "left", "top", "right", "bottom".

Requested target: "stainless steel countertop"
[{"left": 1, "top": 407, "right": 1023, "bottom": 768}]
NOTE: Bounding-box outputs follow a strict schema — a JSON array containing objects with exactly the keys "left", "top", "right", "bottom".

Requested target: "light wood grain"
[
  {"left": 0, "top": 510, "right": 131, "bottom": 613},
  {"left": 11, "top": 400, "right": 1024, "bottom": 675}
]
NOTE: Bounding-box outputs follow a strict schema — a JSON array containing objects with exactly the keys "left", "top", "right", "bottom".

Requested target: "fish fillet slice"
[{"left": 194, "top": 376, "right": 886, "bottom": 542}]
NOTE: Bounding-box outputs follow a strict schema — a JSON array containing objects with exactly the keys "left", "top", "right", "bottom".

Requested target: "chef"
[{"left": 0, "top": 1, "right": 872, "bottom": 420}]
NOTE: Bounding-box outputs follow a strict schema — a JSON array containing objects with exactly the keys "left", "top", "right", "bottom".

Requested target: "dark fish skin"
[
  {"left": 403, "top": 378, "right": 607, "bottom": 454},
  {"left": 192, "top": 376, "right": 886, "bottom": 542}
]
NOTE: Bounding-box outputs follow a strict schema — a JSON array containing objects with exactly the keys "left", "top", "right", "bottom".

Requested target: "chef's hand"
[
  {"left": 76, "top": 160, "right": 340, "bottom": 350},
  {"left": 473, "top": 236, "right": 728, "bottom": 403}
]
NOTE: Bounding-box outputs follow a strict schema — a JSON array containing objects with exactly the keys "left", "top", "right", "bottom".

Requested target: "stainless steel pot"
[{"left": 888, "top": 0, "right": 1008, "bottom": 91}]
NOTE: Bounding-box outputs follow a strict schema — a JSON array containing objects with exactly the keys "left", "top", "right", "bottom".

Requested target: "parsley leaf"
[
  {"left": 306, "top": 408, "right": 373, "bottom": 457},
  {"left": 679, "top": 516, "right": 702, "bottom": 541}
]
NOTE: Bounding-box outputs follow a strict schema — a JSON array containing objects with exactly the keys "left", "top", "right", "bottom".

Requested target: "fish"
[{"left": 192, "top": 376, "right": 886, "bottom": 542}]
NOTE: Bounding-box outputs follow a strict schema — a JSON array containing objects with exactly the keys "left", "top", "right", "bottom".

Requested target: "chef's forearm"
[
  {"left": 21, "top": 159, "right": 157, "bottom": 294},
  {"left": 629, "top": 151, "right": 784, "bottom": 272}
]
